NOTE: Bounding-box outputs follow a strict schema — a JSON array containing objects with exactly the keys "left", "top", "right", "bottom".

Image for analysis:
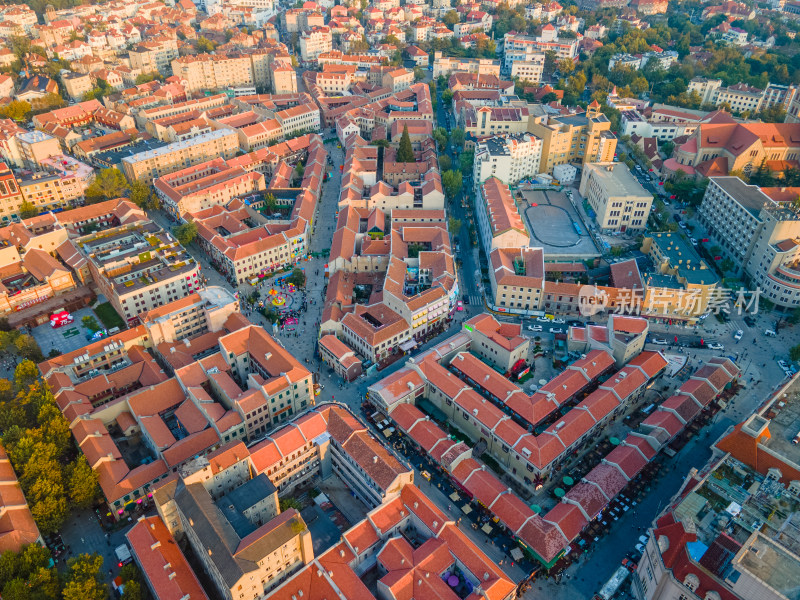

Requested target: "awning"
[
  {"left": 449, "top": 492, "right": 460, "bottom": 501},
  {"left": 461, "top": 504, "right": 472, "bottom": 514},
  {"left": 510, "top": 547, "right": 524, "bottom": 561},
  {"left": 481, "top": 524, "right": 493, "bottom": 534},
  {"left": 400, "top": 339, "right": 417, "bottom": 351}
]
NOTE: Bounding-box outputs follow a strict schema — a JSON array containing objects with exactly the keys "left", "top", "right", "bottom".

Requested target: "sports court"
[{"left": 522, "top": 189, "right": 600, "bottom": 259}]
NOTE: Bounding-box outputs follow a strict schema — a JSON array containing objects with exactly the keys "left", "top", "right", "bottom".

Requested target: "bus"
[{"left": 597, "top": 566, "right": 629, "bottom": 600}]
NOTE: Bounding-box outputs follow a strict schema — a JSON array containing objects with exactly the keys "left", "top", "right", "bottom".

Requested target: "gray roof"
[
  {"left": 176, "top": 482, "right": 250, "bottom": 588},
  {"left": 709, "top": 176, "right": 771, "bottom": 217},
  {"left": 215, "top": 474, "right": 276, "bottom": 538},
  {"left": 174, "top": 480, "right": 304, "bottom": 589}
]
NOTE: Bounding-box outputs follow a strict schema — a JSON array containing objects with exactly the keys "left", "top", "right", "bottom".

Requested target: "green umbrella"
[
  {"left": 609, "top": 436, "right": 621, "bottom": 445},
  {"left": 530, "top": 504, "right": 542, "bottom": 514},
  {"left": 563, "top": 476, "right": 574, "bottom": 486},
  {"left": 554, "top": 487, "right": 565, "bottom": 497}
]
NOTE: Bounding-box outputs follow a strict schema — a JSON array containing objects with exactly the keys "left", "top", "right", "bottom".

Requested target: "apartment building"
[
  {"left": 270, "top": 59, "right": 297, "bottom": 94},
  {"left": 488, "top": 246, "right": 545, "bottom": 312},
  {"left": 18, "top": 170, "right": 85, "bottom": 212},
  {"left": 476, "top": 177, "right": 530, "bottom": 253},
  {"left": 217, "top": 324, "right": 314, "bottom": 435},
  {"left": 473, "top": 133, "right": 543, "bottom": 185},
  {"left": 155, "top": 453, "right": 313, "bottom": 600},
  {"left": 579, "top": 162, "right": 652, "bottom": 232},
  {"left": 76, "top": 220, "right": 201, "bottom": 324},
  {"left": 462, "top": 105, "right": 530, "bottom": 139},
  {"left": 129, "top": 38, "right": 180, "bottom": 76},
  {"left": 528, "top": 101, "right": 618, "bottom": 173},
  {"left": 698, "top": 176, "right": 800, "bottom": 308},
  {"left": 299, "top": 26, "right": 332, "bottom": 62},
  {"left": 171, "top": 53, "right": 256, "bottom": 95},
  {"left": 0, "top": 161, "right": 23, "bottom": 223},
  {"left": 620, "top": 104, "right": 737, "bottom": 142},
  {"left": 318, "top": 334, "right": 363, "bottom": 381},
  {"left": 641, "top": 232, "right": 720, "bottom": 321},
  {"left": 121, "top": 129, "right": 240, "bottom": 184},
  {"left": 431, "top": 52, "right": 501, "bottom": 78},
  {"left": 689, "top": 77, "right": 798, "bottom": 115},
  {"left": 503, "top": 27, "right": 578, "bottom": 63},
  {"left": 141, "top": 286, "right": 241, "bottom": 345},
  {"left": 510, "top": 54, "right": 546, "bottom": 82},
  {"left": 126, "top": 516, "right": 209, "bottom": 600}
]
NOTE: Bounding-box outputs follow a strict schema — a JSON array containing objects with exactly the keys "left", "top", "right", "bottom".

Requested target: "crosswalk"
[{"left": 467, "top": 295, "right": 483, "bottom": 307}]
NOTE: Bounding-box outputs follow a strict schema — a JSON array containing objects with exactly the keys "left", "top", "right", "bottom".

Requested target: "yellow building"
[
  {"left": 528, "top": 100, "right": 617, "bottom": 174},
  {"left": 641, "top": 232, "right": 720, "bottom": 322},
  {"left": 121, "top": 129, "right": 240, "bottom": 184}
]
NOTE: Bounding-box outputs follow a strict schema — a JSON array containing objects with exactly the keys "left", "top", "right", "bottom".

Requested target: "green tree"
[
  {"left": 85, "top": 168, "right": 129, "bottom": 204},
  {"left": 439, "top": 154, "right": 451, "bottom": 171},
  {"left": 66, "top": 456, "right": 99, "bottom": 509},
  {"left": 789, "top": 306, "right": 800, "bottom": 325},
  {"left": 13, "top": 361, "right": 39, "bottom": 390},
  {"left": 0, "top": 101, "right": 31, "bottom": 122},
  {"left": 443, "top": 10, "right": 460, "bottom": 26},
  {"left": 448, "top": 217, "right": 462, "bottom": 236},
  {"left": 121, "top": 580, "right": 143, "bottom": 600},
  {"left": 63, "top": 554, "right": 106, "bottom": 600},
  {"left": 81, "top": 316, "right": 100, "bottom": 331},
  {"left": 17, "top": 201, "right": 37, "bottom": 220},
  {"left": 194, "top": 36, "right": 217, "bottom": 53},
  {"left": 442, "top": 170, "right": 463, "bottom": 199},
  {"left": 557, "top": 58, "right": 575, "bottom": 75},
  {"left": 451, "top": 127, "right": 465, "bottom": 150},
  {"left": 441, "top": 88, "right": 453, "bottom": 106},
  {"left": 433, "top": 127, "right": 449, "bottom": 151},
  {"left": 396, "top": 125, "right": 415, "bottom": 163},
  {"left": 134, "top": 73, "right": 156, "bottom": 85},
  {"left": 459, "top": 150, "right": 474, "bottom": 175},
  {"left": 264, "top": 193, "right": 278, "bottom": 212},
  {"left": 280, "top": 497, "right": 302, "bottom": 511},
  {"left": 286, "top": 267, "right": 306, "bottom": 288},
  {"left": 129, "top": 180, "right": 156, "bottom": 210},
  {"left": 28, "top": 480, "right": 68, "bottom": 535},
  {"left": 173, "top": 222, "right": 198, "bottom": 246},
  {"left": 791, "top": 344, "right": 800, "bottom": 362},
  {"left": 413, "top": 66, "right": 425, "bottom": 81}
]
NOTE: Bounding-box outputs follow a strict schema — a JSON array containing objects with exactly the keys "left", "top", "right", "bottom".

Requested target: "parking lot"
[{"left": 31, "top": 307, "right": 108, "bottom": 356}]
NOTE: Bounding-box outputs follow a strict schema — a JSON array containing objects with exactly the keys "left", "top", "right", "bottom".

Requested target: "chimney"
[{"left": 151, "top": 541, "right": 161, "bottom": 550}]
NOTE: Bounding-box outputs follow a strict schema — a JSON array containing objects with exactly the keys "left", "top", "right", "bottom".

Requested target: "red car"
[{"left": 622, "top": 558, "right": 637, "bottom": 572}]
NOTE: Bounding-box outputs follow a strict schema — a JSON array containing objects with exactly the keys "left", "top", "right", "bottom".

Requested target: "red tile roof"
[{"left": 126, "top": 517, "right": 208, "bottom": 600}]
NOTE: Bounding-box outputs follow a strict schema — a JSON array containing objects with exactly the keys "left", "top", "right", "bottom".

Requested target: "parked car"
[
  {"left": 527, "top": 325, "right": 543, "bottom": 332},
  {"left": 690, "top": 238, "right": 698, "bottom": 246},
  {"left": 635, "top": 543, "right": 646, "bottom": 554},
  {"left": 550, "top": 328, "right": 564, "bottom": 334},
  {"left": 734, "top": 330, "right": 743, "bottom": 341},
  {"left": 462, "top": 294, "right": 469, "bottom": 305},
  {"left": 456, "top": 301, "right": 464, "bottom": 311},
  {"left": 651, "top": 339, "right": 668, "bottom": 345},
  {"left": 621, "top": 558, "right": 637, "bottom": 573},
  {"left": 778, "top": 360, "right": 790, "bottom": 370},
  {"left": 536, "top": 316, "right": 551, "bottom": 323},
  {"left": 743, "top": 315, "right": 756, "bottom": 327},
  {"left": 707, "top": 342, "right": 724, "bottom": 350},
  {"left": 551, "top": 318, "right": 566, "bottom": 324},
  {"left": 765, "top": 329, "right": 777, "bottom": 336}
]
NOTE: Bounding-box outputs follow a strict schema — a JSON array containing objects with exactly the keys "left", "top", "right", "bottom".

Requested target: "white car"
[
  {"left": 536, "top": 317, "right": 551, "bottom": 323},
  {"left": 527, "top": 325, "right": 543, "bottom": 332},
  {"left": 778, "top": 360, "right": 789, "bottom": 370},
  {"left": 707, "top": 342, "right": 724, "bottom": 350},
  {"left": 551, "top": 318, "right": 566, "bottom": 324},
  {"left": 550, "top": 328, "right": 564, "bottom": 334},
  {"left": 651, "top": 339, "right": 668, "bottom": 345},
  {"left": 734, "top": 330, "right": 743, "bottom": 341},
  {"left": 690, "top": 238, "right": 698, "bottom": 246}
]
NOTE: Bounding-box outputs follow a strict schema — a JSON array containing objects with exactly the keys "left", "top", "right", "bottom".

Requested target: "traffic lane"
[{"left": 567, "top": 417, "right": 735, "bottom": 598}]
